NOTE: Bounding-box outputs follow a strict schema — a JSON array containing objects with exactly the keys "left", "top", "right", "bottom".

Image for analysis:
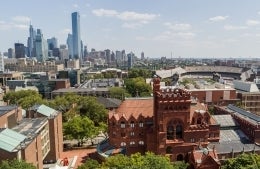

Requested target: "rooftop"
[
  {"left": 0, "top": 106, "right": 17, "bottom": 117},
  {"left": 212, "top": 115, "right": 239, "bottom": 127},
  {"left": 0, "top": 128, "right": 26, "bottom": 152}
]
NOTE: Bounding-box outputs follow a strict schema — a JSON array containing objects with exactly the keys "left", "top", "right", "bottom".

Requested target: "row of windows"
[
  {"left": 118, "top": 131, "right": 144, "bottom": 137},
  {"left": 120, "top": 141, "right": 144, "bottom": 147},
  {"left": 120, "top": 121, "right": 144, "bottom": 128}
]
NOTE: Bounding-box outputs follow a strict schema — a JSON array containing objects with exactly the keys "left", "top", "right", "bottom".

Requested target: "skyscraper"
[
  {"left": 15, "top": 43, "right": 26, "bottom": 58},
  {"left": 27, "top": 24, "right": 36, "bottom": 58},
  {"left": 71, "top": 12, "right": 81, "bottom": 60},
  {"left": 35, "top": 29, "right": 48, "bottom": 62},
  {"left": 67, "top": 33, "right": 73, "bottom": 59}
]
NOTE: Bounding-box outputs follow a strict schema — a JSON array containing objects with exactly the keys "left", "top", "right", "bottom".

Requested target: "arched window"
[
  {"left": 120, "top": 121, "right": 125, "bottom": 128},
  {"left": 130, "top": 141, "right": 135, "bottom": 146},
  {"left": 121, "top": 142, "right": 126, "bottom": 147},
  {"left": 177, "top": 154, "right": 183, "bottom": 161},
  {"left": 166, "top": 146, "right": 172, "bottom": 154},
  {"left": 139, "top": 141, "right": 144, "bottom": 145},
  {"left": 167, "top": 125, "right": 174, "bottom": 140},
  {"left": 176, "top": 124, "right": 183, "bottom": 139},
  {"left": 197, "top": 118, "right": 202, "bottom": 124}
]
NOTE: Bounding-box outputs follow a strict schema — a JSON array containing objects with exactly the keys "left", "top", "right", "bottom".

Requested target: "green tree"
[
  {"left": 125, "top": 77, "right": 152, "bottom": 97},
  {"left": 63, "top": 116, "right": 98, "bottom": 146},
  {"left": 0, "top": 159, "right": 36, "bottom": 169},
  {"left": 109, "top": 87, "right": 130, "bottom": 100},
  {"left": 222, "top": 153, "right": 260, "bottom": 169},
  {"left": 128, "top": 68, "right": 153, "bottom": 78},
  {"left": 78, "top": 97, "right": 108, "bottom": 125},
  {"left": 78, "top": 159, "right": 101, "bottom": 169},
  {"left": 98, "top": 152, "right": 188, "bottom": 169}
]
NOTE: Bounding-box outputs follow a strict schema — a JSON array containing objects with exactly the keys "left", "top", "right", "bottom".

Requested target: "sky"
[{"left": 1, "top": 0, "right": 260, "bottom": 58}]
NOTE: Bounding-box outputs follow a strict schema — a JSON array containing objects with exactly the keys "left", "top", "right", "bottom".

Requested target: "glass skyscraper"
[{"left": 71, "top": 12, "right": 81, "bottom": 60}]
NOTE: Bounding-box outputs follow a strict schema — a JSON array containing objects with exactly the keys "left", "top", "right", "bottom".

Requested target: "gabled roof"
[
  {"left": 233, "top": 80, "right": 259, "bottom": 92},
  {"left": 32, "top": 104, "right": 58, "bottom": 117},
  {"left": 0, "top": 128, "right": 26, "bottom": 152}
]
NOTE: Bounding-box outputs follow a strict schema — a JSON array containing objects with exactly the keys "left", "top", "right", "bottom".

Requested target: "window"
[
  {"left": 120, "top": 121, "right": 125, "bottom": 128},
  {"left": 139, "top": 121, "right": 144, "bottom": 127},
  {"left": 130, "top": 141, "right": 135, "bottom": 146},
  {"left": 176, "top": 124, "right": 183, "bottom": 139},
  {"left": 130, "top": 132, "right": 135, "bottom": 136},
  {"left": 190, "top": 138, "right": 195, "bottom": 142},
  {"left": 121, "top": 142, "right": 126, "bottom": 147},
  {"left": 130, "top": 121, "right": 135, "bottom": 128},
  {"left": 166, "top": 146, "right": 172, "bottom": 154},
  {"left": 139, "top": 141, "right": 144, "bottom": 145},
  {"left": 167, "top": 125, "right": 174, "bottom": 140}
]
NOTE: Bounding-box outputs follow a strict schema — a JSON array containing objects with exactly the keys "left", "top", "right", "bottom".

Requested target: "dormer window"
[
  {"left": 121, "top": 121, "right": 126, "bottom": 128},
  {"left": 130, "top": 121, "right": 135, "bottom": 128}
]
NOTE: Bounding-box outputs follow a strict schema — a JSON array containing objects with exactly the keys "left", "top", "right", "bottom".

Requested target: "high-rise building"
[
  {"left": 105, "top": 49, "right": 111, "bottom": 65},
  {"left": 71, "top": 12, "right": 81, "bottom": 60},
  {"left": 35, "top": 29, "right": 48, "bottom": 62},
  {"left": 8, "top": 48, "right": 15, "bottom": 58},
  {"left": 15, "top": 43, "right": 26, "bottom": 58},
  {"left": 141, "top": 51, "right": 145, "bottom": 60},
  {"left": 67, "top": 33, "right": 73, "bottom": 59},
  {"left": 47, "top": 37, "right": 58, "bottom": 51},
  {"left": 27, "top": 24, "right": 36, "bottom": 58},
  {"left": 127, "top": 52, "right": 134, "bottom": 69},
  {"left": 0, "top": 52, "right": 3, "bottom": 72}
]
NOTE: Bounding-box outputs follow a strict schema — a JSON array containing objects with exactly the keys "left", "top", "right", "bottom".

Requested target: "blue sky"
[{"left": 1, "top": 0, "right": 260, "bottom": 58}]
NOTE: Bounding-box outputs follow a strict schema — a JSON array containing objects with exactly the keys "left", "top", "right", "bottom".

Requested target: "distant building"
[
  {"left": 35, "top": 29, "right": 48, "bottom": 62},
  {"left": 141, "top": 52, "right": 144, "bottom": 60},
  {"left": 15, "top": 43, "right": 26, "bottom": 58},
  {"left": 47, "top": 37, "right": 58, "bottom": 51},
  {"left": 127, "top": 52, "right": 134, "bottom": 69},
  {"left": 71, "top": 12, "right": 81, "bottom": 60},
  {"left": 27, "top": 24, "right": 36, "bottom": 58},
  {"left": 67, "top": 33, "right": 74, "bottom": 59},
  {"left": 7, "top": 48, "right": 15, "bottom": 58}
]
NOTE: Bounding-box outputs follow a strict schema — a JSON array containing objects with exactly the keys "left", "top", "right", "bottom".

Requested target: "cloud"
[
  {"left": 224, "top": 25, "right": 247, "bottom": 30},
  {"left": 13, "top": 24, "right": 28, "bottom": 30},
  {"left": 59, "top": 28, "right": 71, "bottom": 34},
  {"left": 164, "top": 22, "right": 191, "bottom": 31},
  {"left": 73, "top": 4, "right": 79, "bottom": 8},
  {"left": 117, "top": 11, "right": 159, "bottom": 22},
  {"left": 154, "top": 31, "right": 196, "bottom": 41},
  {"left": 122, "top": 22, "right": 143, "bottom": 29},
  {"left": 246, "top": 19, "right": 260, "bottom": 26},
  {"left": 209, "top": 15, "right": 228, "bottom": 22},
  {"left": 92, "top": 9, "right": 118, "bottom": 17},
  {"left": 12, "top": 16, "right": 30, "bottom": 23},
  {"left": 92, "top": 8, "right": 159, "bottom": 28}
]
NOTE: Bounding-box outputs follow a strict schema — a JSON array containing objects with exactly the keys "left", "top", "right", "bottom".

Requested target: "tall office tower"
[
  {"left": 47, "top": 37, "right": 58, "bottom": 50},
  {"left": 111, "top": 51, "right": 115, "bottom": 62},
  {"left": 83, "top": 45, "right": 88, "bottom": 59},
  {"left": 141, "top": 51, "right": 145, "bottom": 60},
  {"left": 8, "top": 48, "right": 15, "bottom": 58},
  {"left": 127, "top": 52, "right": 134, "bottom": 69},
  {"left": 105, "top": 49, "right": 111, "bottom": 65},
  {"left": 15, "top": 43, "right": 26, "bottom": 58},
  {"left": 0, "top": 52, "right": 3, "bottom": 72},
  {"left": 71, "top": 12, "right": 81, "bottom": 60},
  {"left": 35, "top": 29, "right": 48, "bottom": 62},
  {"left": 67, "top": 33, "right": 73, "bottom": 59},
  {"left": 27, "top": 24, "right": 36, "bottom": 58}
]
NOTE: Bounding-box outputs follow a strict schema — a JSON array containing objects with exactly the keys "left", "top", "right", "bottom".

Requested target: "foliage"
[
  {"left": 63, "top": 116, "right": 98, "bottom": 146},
  {"left": 78, "top": 96, "right": 108, "bottom": 125},
  {"left": 77, "top": 159, "right": 100, "bottom": 169},
  {"left": 128, "top": 68, "right": 153, "bottom": 78},
  {"left": 3, "top": 90, "right": 46, "bottom": 109},
  {"left": 98, "top": 152, "right": 188, "bottom": 169},
  {"left": 178, "top": 78, "right": 196, "bottom": 86},
  {"left": 0, "top": 159, "right": 36, "bottom": 169},
  {"left": 124, "top": 77, "right": 152, "bottom": 97},
  {"left": 109, "top": 87, "right": 130, "bottom": 100},
  {"left": 222, "top": 153, "right": 260, "bottom": 169}
]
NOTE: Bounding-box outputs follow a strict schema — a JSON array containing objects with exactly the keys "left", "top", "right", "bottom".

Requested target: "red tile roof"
[{"left": 109, "top": 98, "right": 153, "bottom": 120}]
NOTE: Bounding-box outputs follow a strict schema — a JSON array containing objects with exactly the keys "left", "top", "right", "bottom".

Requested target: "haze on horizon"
[{"left": 1, "top": 0, "right": 260, "bottom": 58}]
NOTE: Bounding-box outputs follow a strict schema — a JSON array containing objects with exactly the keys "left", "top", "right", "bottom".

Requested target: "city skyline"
[{"left": 1, "top": 0, "right": 260, "bottom": 58}]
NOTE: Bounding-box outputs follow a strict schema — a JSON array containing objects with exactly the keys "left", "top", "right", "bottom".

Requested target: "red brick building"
[
  {"left": 105, "top": 77, "right": 221, "bottom": 168},
  {"left": 0, "top": 105, "right": 63, "bottom": 169}
]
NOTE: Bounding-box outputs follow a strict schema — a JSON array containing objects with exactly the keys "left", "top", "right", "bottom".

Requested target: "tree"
[
  {"left": 128, "top": 68, "right": 153, "bottom": 78},
  {"left": 78, "top": 97, "right": 108, "bottom": 125},
  {"left": 98, "top": 152, "right": 188, "bottom": 169},
  {"left": 222, "top": 153, "right": 260, "bottom": 169},
  {"left": 109, "top": 87, "right": 130, "bottom": 100},
  {"left": 0, "top": 159, "right": 36, "bottom": 169},
  {"left": 63, "top": 116, "right": 98, "bottom": 146},
  {"left": 78, "top": 159, "right": 101, "bottom": 169},
  {"left": 124, "top": 77, "right": 152, "bottom": 97},
  {"left": 3, "top": 90, "right": 44, "bottom": 106}
]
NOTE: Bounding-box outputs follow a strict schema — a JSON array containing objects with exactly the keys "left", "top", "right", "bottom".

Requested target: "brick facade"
[{"left": 108, "top": 77, "right": 221, "bottom": 168}]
